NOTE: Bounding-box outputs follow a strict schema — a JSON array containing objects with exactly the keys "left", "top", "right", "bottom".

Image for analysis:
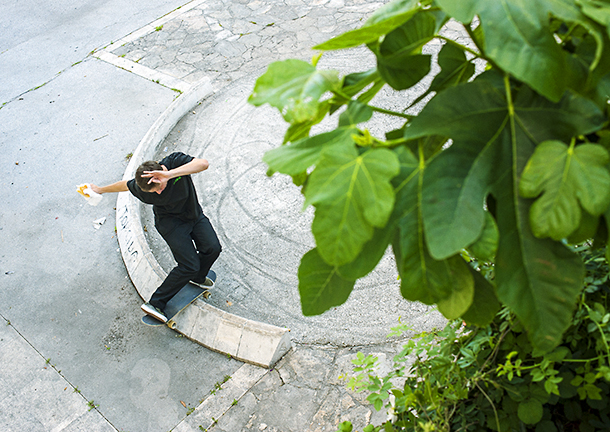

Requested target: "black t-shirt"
[{"left": 127, "top": 152, "right": 203, "bottom": 233}]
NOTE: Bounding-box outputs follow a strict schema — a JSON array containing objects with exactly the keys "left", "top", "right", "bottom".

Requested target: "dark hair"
[{"left": 135, "top": 160, "right": 162, "bottom": 191}]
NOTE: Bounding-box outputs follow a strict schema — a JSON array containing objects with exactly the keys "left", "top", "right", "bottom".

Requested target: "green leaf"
[
  {"left": 341, "top": 69, "right": 381, "bottom": 97},
  {"left": 579, "top": 0, "right": 610, "bottom": 40},
  {"left": 338, "top": 147, "right": 417, "bottom": 280},
  {"left": 357, "top": 80, "right": 386, "bottom": 105},
  {"left": 604, "top": 207, "right": 610, "bottom": 263},
  {"left": 545, "top": 0, "right": 605, "bottom": 73},
  {"left": 337, "top": 225, "right": 393, "bottom": 280},
  {"left": 520, "top": 141, "right": 610, "bottom": 241},
  {"left": 282, "top": 100, "right": 332, "bottom": 144},
  {"left": 518, "top": 399, "right": 544, "bottom": 425},
  {"left": 429, "top": 42, "right": 476, "bottom": 93},
  {"left": 410, "top": 135, "right": 448, "bottom": 161},
  {"left": 566, "top": 210, "right": 599, "bottom": 244},
  {"left": 298, "top": 248, "right": 355, "bottom": 316},
  {"left": 406, "top": 74, "right": 508, "bottom": 260},
  {"left": 337, "top": 421, "right": 353, "bottom": 432},
  {"left": 512, "top": 86, "right": 606, "bottom": 143},
  {"left": 390, "top": 145, "right": 474, "bottom": 305},
  {"left": 375, "top": 11, "right": 435, "bottom": 90},
  {"left": 402, "top": 72, "right": 593, "bottom": 353},
  {"left": 461, "top": 267, "right": 500, "bottom": 326},
  {"left": 338, "top": 100, "right": 373, "bottom": 127},
  {"left": 263, "top": 127, "right": 356, "bottom": 176},
  {"left": 583, "top": 383, "right": 603, "bottom": 399},
  {"left": 306, "top": 146, "right": 400, "bottom": 266},
  {"left": 313, "top": 0, "right": 421, "bottom": 50},
  {"left": 544, "top": 378, "right": 561, "bottom": 396},
  {"left": 586, "top": 41, "right": 610, "bottom": 108},
  {"left": 421, "top": 135, "right": 501, "bottom": 260},
  {"left": 436, "top": 260, "right": 475, "bottom": 319},
  {"left": 536, "top": 420, "right": 558, "bottom": 432},
  {"left": 435, "top": 0, "right": 477, "bottom": 22},
  {"left": 494, "top": 127, "right": 585, "bottom": 355},
  {"left": 248, "top": 59, "right": 339, "bottom": 124},
  {"left": 332, "top": 69, "right": 383, "bottom": 114},
  {"left": 379, "top": 10, "right": 436, "bottom": 56},
  {"left": 377, "top": 54, "right": 431, "bottom": 91},
  {"left": 438, "top": 0, "right": 569, "bottom": 101},
  {"left": 404, "top": 71, "right": 508, "bottom": 144},
  {"left": 544, "top": 346, "right": 570, "bottom": 362},
  {"left": 468, "top": 211, "right": 499, "bottom": 262}
]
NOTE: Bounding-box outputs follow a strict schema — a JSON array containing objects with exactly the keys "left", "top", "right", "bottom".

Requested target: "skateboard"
[{"left": 141, "top": 269, "right": 216, "bottom": 329}]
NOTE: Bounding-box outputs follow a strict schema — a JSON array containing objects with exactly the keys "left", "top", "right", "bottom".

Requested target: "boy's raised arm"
[{"left": 142, "top": 158, "right": 209, "bottom": 185}]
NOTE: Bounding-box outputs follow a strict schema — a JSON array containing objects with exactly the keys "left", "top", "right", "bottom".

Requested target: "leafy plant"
[
  {"left": 249, "top": 0, "right": 610, "bottom": 354},
  {"left": 210, "top": 375, "right": 231, "bottom": 395},
  {"left": 340, "top": 247, "right": 610, "bottom": 431},
  {"left": 87, "top": 400, "right": 99, "bottom": 411}
]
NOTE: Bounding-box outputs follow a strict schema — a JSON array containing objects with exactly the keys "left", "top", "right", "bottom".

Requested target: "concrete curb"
[
  {"left": 94, "top": 50, "right": 192, "bottom": 93},
  {"left": 116, "top": 79, "right": 291, "bottom": 368}
]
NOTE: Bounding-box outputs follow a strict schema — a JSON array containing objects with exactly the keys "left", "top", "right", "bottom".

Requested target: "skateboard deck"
[{"left": 141, "top": 269, "right": 216, "bottom": 329}]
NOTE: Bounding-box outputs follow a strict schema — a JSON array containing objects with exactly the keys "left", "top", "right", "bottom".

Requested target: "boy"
[{"left": 91, "top": 152, "right": 221, "bottom": 323}]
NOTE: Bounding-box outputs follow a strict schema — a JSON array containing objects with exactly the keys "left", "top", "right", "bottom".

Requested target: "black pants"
[{"left": 149, "top": 213, "right": 221, "bottom": 310}]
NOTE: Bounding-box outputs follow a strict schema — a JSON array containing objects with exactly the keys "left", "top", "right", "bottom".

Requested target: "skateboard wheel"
[
  {"left": 167, "top": 320, "right": 177, "bottom": 329},
  {"left": 202, "top": 291, "right": 211, "bottom": 299}
]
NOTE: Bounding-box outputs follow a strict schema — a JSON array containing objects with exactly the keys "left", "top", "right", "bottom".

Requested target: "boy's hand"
[{"left": 141, "top": 165, "right": 169, "bottom": 185}]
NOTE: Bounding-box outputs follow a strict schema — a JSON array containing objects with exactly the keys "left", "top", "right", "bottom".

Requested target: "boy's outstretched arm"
[
  {"left": 142, "top": 158, "right": 209, "bottom": 185},
  {"left": 90, "top": 180, "right": 129, "bottom": 194}
]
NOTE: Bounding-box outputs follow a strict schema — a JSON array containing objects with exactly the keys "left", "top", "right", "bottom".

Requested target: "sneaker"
[
  {"left": 141, "top": 302, "right": 168, "bottom": 323},
  {"left": 190, "top": 276, "right": 214, "bottom": 288}
]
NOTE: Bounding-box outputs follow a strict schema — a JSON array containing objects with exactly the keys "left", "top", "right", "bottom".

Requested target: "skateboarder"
[{"left": 90, "top": 152, "right": 221, "bottom": 323}]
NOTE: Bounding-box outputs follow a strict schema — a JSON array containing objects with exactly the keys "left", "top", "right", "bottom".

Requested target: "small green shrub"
[{"left": 342, "top": 248, "right": 610, "bottom": 431}]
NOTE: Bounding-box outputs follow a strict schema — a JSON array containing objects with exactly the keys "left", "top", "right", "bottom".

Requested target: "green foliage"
[
  {"left": 340, "top": 248, "right": 610, "bottom": 431},
  {"left": 248, "top": 0, "right": 610, "bottom": 354},
  {"left": 520, "top": 140, "right": 610, "bottom": 241}
]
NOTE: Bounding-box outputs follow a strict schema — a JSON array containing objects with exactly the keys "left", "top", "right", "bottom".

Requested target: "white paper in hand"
[{"left": 77, "top": 184, "right": 103, "bottom": 206}]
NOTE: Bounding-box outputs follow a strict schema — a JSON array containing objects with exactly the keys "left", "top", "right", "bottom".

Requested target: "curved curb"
[{"left": 116, "top": 79, "right": 291, "bottom": 368}]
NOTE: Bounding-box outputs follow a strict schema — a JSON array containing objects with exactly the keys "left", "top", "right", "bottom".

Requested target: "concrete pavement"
[
  {"left": 1, "top": 2, "right": 244, "bottom": 431},
  {"left": 0, "top": 0, "right": 466, "bottom": 431}
]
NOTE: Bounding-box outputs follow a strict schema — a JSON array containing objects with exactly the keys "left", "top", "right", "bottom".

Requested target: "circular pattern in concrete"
[{"left": 143, "top": 55, "right": 446, "bottom": 346}]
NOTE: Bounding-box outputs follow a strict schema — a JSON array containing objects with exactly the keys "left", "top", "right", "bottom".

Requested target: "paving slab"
[{"left": 0, "top": 320, "right": 115, "bottom": 432}]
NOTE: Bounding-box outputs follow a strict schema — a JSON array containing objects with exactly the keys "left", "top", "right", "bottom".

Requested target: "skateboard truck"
[{"left": 166, "top": 290, "right": 211, "bottom": 329}]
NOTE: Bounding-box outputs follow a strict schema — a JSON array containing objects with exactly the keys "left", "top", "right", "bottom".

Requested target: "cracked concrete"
[{"left": 209, "top": 346, "right": 393, "bottom": 432}]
